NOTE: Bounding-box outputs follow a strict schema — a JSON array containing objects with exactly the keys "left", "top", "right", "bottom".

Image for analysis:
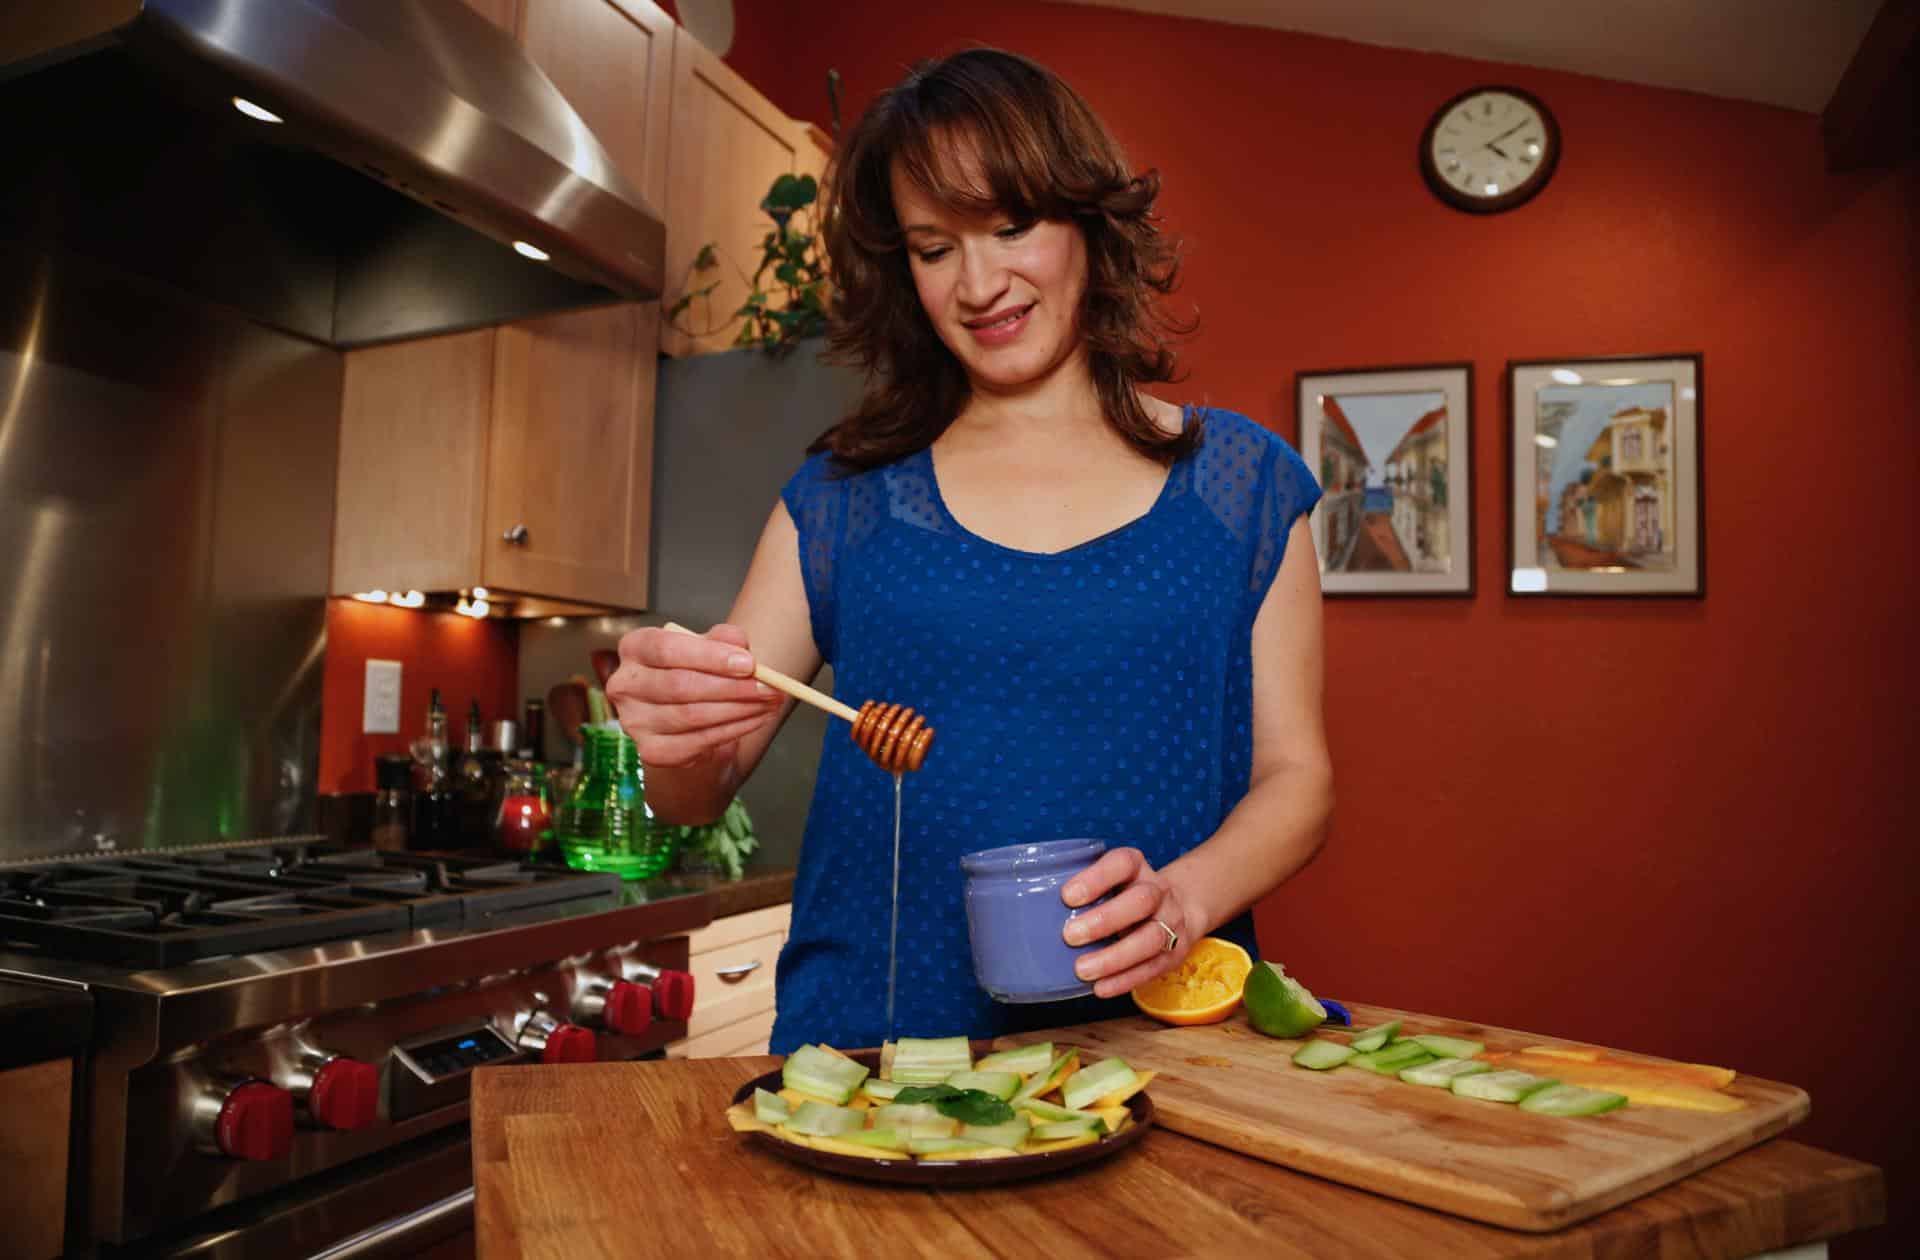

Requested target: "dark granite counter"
[{"left": 618, "top": 865, "right": 794, "bottom": 922}]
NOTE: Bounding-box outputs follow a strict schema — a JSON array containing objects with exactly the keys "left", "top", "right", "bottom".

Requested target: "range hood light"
[
  {"left": 351, "top": 590, "right": 390, "bottom": 604},
  {"left": 512, "top": 240, "right": 550, "bottom": 262},
  {"left": 231, "top": 96, "right": 283, "bottom": 124}
]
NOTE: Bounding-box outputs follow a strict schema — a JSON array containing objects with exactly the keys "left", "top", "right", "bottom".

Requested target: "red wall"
[
  {"left": 317, "top": 600, "right": 520, "bottom": 793},
  {"left": 713, "top": 2, "right": 1918, "bottom": 1251}
]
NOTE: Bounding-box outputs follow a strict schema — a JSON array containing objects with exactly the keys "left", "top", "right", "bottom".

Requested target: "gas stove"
[
  {"left": 0, "top": 840, "right": 712, "bottom": 1257},
  {"left": 0, "top": 843, "right": 629, "bottom": 967}
]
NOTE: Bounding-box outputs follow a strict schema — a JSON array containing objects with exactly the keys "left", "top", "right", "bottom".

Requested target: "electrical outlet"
[{"left": 364, "top": 659, "right": 402, "bottom": 733}]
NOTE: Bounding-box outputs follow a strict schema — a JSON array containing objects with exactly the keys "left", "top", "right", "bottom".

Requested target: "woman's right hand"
[{"left": 606, "top": 623, "right": 784, "bottom": 772}]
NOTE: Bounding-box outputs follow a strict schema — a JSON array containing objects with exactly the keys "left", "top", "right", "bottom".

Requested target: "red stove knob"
[
  {"left": 652, "top": 970, "right": 696, "bottom": 1022},
  {"left": 215, "top": 1082, "right": 294, "bottom": 1161},
  {"left": 542, "top": 1024, "right": 597, "bottom": 1064},
  {"left": 309, "top": 1058, "right": 380, "bottom": 1131},
  {"left": 604, "top": 980, "right": 653, "bottom": 1036}
]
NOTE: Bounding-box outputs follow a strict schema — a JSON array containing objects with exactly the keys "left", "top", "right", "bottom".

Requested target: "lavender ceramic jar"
[{"left": 960, "top": 839, "right": 1110, "bottom": 1003}]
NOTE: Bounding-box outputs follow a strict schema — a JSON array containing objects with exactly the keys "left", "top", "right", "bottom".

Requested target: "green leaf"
[
  {"left": 891, "top": 1084, "right": 961, "bottom": 1104},
  {"left": 667, "top": 293, "right": 692, "bottom": 319},
  {"left": 940, "top": 1091, "right": 1016, "bottom": 1126},
  {"left": 692, "top": 242, "right": 718, "bottom": 271},
  {"left": 890, "top": 1085, "right": 1015, "bottom": 1126},
  {"left": 775, "top": 262, "right": 802, "bottom": 286},
  {"left": 761, "top": 172, "right": 817, "bottom": 215}
]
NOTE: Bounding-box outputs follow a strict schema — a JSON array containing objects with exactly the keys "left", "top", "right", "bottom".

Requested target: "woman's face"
[{"left": 891, "top": 157, "right": 1089, "bottom": 395}]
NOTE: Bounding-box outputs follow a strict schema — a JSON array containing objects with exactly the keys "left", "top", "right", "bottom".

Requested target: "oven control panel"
[
  {"left": 390, "top": 1024, "right": 525, "bottom": 1121},
  {"left": 398, "top": 1026, "right": 520, "bottom": 1082}
]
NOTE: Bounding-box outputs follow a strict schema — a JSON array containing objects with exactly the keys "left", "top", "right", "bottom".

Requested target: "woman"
[{"left": 608, "top": 48, "right": 1332, "bottom": 1052}]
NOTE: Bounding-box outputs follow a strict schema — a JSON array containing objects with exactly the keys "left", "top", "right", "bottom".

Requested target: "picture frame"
[
  {"left": 1295, "top": 363, "right": 1474, "bottom": 596},
  {"left": 1506, "top": 354, "right": 1703, "bottom": 597}
]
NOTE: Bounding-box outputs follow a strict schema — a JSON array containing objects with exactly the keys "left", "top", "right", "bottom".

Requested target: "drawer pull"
[{"left": 714, "top": 960, "right": 763, "bottom": 982}]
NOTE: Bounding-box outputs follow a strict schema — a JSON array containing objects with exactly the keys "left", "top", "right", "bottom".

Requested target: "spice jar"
[{"left": 492, "top": 759, "right": 553, "bottom": 858}]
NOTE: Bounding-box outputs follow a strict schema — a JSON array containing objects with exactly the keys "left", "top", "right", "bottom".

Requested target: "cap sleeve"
[
  {"left": 779, "top": 452, "right": 844, "bottom": 660},
  {"left": 1248, "top": 431, "right": 1322, "bottom": 609}
]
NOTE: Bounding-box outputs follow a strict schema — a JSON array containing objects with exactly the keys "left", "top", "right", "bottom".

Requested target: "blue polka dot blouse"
[{"left": 767, "top": 407, "right": 1322, "bottom": 1053}]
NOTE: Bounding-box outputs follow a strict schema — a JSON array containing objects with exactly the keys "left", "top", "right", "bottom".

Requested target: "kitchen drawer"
[
  {"left": 668, "top": 1005, "right": 775, "bottom": 1060},
  {"left": 685, "top": 928, "right": 782, "bottom": 1040},
  {"left": 684, "top": 901, "right": 790, "bottom": 956}
]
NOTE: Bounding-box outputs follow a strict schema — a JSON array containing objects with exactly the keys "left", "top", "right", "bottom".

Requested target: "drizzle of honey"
[{"left": 885, "top": 770, "right": 903, "bottom": 1035}]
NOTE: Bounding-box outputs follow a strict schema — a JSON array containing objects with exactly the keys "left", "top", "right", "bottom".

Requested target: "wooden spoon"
[{"left": 662, "top": 622, "right": 934, "bottom": 773}]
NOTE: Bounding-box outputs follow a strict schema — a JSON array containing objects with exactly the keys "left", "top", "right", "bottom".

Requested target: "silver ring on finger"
[{"left": 1153, "top": 918, "right": 1178, "bottom": 953}]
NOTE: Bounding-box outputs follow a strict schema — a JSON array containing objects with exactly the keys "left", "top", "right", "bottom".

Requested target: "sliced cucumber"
[
  {"left": 871, "top": 1102, "right": 960, "bottom": 1137},
  {"left": 1452, "top": 1070, "right": 1559, "bottom": 1103},
  {"left": 782, "top": 1044, "right": 870, "bottom": 1103},
  {"left": 1350, "top": 1021, "right": 1402, "bottom": 1053},
  {"left": 1292, "top": 1039, "right": 1358, "bottom": 1070},
  {"left": 1010, "top": 1050, "right": 1079, "bottom": 1104},
  {"left": 1399, "top": 1057, "right": 1493, "bottom": 1088},
  {"left": 885, "top": 1036, "right": 972, "bottom": 1084},
  {"left": 1518, "top": 1084, "right": 1628, "bottom": 1116},
  {"left": 975, "top": 1042, "right": 1053, "bottom": 1076},
  {"left": 906, "top": 1136, "right": 991, "bottom": 1156},
  {"left": 838, "top": 1127, "right": 910, "bottom": 1151},
  {"left": 1348, "top": 1042, "right": 1433, "bottom": 1075},
  {"left": 1016, "top": 1097, "right": 1097, "bottom": 1124},
  {"left": 785, "top": 1100, "right": 866, "bottom": 1137},
  {"left": 752, "top": 1087, "right": 792, "bottom": 1124},
  {"left": 1031, "top": 1117, "right": 1103, "bottom": 1142},
  {"left": 860, "top": 1077, "right": 907, "bottom": 1102},
  {"left": 1061, "top": 1057, "right": 1138, "bottom": 1111},
  {"left": 943, "top": 1070, "right": 1022, "bottom": 1101},
  {"left": 959, "top": 1116, "right": 1032, "bottom": 1149},
  {"left": 1410, "top": 1034, "right": 1486, "bottom": 1060}
]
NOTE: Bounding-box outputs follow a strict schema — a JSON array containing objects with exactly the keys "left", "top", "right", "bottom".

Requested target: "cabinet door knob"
[{"left": 502, "top": 524, "right": 530, "bottom": 545}]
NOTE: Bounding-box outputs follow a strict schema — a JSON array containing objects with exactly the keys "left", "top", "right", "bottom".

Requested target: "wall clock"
[{"left": 1419, "top": 86, "right": 1560, "bottom": 214}]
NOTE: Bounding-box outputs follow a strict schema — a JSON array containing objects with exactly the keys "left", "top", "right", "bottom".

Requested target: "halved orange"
[{"left": 1131, "top": 936, "right": 1253, "bottom": 1026}]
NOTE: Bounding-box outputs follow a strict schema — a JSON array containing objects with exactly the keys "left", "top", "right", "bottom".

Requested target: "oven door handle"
[{"left": 306, "top": 1187, "right": 474, "bottom": 1260}]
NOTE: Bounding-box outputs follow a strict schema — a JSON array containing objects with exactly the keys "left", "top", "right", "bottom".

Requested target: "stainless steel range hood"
[{"left": 0, "top": 0, "right": 666, "bottom": 347}]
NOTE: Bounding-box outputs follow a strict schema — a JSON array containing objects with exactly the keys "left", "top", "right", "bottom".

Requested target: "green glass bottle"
[
  {"left": 556, "top": 727, "right": 611, "bottom": 863},
  {"left": 560, "top": 727, "right": 681, "bottom": 879}
]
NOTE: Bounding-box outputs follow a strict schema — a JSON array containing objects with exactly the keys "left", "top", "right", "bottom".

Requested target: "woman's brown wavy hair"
[{"left": 813, "top": 47, "right": 1196, "bottom": 470}]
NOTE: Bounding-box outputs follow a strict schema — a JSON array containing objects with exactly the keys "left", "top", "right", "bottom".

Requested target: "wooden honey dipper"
[{"left": 662, "top": 624, "right": 934, "bottom": 772}]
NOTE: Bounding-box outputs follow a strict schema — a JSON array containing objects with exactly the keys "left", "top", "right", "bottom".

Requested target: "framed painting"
[
  {"left": 1507, "top": 354, "right": 1703, "bottom": 597},
  {"left": 1295, "top": 364, "right": 1473, "bottom": 596}
]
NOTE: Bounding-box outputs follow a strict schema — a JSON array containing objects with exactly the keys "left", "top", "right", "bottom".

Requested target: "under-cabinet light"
[{"left": 232, "top": 97, "right": 283, "bottom": 124}]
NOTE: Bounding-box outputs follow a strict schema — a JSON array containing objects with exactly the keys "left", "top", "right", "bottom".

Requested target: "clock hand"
[
  {"left": 1482, "top": 119, "right": 1530, "bottom": 150},
  {"left": 1488, "top": 141, "right": 1514, "bottom": 160}
]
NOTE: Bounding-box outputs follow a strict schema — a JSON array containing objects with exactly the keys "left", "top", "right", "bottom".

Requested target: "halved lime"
[{"left": 1242, "top": 961, "right": 1327, "bottom": 1039}]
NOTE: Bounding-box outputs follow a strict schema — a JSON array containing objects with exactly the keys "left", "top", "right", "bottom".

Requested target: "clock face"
[{"left": 1420, "top": 87, "right": 1559, "bottom": 213}]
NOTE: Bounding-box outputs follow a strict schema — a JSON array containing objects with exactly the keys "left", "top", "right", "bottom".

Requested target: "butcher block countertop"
[{"left": 470, "top": 1040, "right": 1884, "bottom": 1259}]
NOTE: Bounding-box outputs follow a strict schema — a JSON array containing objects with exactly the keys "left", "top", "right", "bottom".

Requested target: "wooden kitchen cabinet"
[
  {"left": 660, "top": 26, "right": 833, "bottom": 357},
  {"left": 517, "top": 0, "right": 675, "bottom": 211},
  {"left": 0, "top": 1058, "right": 73, "bottom": 1260},
  {"left": 666, "top": 900, "right": 789, "bottom": 1058},
  {"left": 335, "top": 0, "right": 675, "bottom": 613},
  {"left": 457, "top": 0, "right": 520, "bottom": 34},
  {"left": 333, "top": 303, "right": 657, "bottom": 612}
]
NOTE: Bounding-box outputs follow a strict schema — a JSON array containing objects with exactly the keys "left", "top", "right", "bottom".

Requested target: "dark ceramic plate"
[{"left": 729, "top": 1049, "right": 1155, "bottom": 1187}]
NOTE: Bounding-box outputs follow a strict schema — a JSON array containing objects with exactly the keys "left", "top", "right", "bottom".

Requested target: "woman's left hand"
[{"left": 1058, "top": 847, "right": 1194, "bottom": 998}]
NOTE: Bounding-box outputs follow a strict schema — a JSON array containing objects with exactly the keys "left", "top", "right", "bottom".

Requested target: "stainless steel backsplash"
[{"left": 0, "top": 244, "right": 339, "bottom": 862}]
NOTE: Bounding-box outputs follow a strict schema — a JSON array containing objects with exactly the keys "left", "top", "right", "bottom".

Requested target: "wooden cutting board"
[{"left": 998, "top": 1004, "right": 1809, "bottom": 1232}]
